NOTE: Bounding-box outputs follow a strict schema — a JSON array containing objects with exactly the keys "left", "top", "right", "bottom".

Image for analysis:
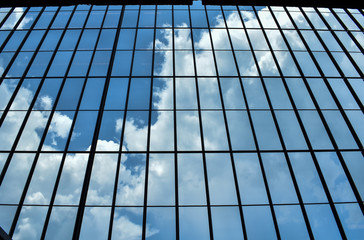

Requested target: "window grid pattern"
[{"left": 0, "top": 2, "right": 363, "bottom": 240}]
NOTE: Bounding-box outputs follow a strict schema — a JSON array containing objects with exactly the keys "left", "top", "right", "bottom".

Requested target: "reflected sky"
[{"left": 0, "top": 2, "right": 363, "bottom": 240}]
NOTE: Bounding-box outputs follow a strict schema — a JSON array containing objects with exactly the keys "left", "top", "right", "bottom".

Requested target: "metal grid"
[{"left": 0, "top": 2, "right": 363, "bottom": 239}]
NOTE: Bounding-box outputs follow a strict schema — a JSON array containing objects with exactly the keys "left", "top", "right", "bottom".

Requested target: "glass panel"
[
  {"left": 127, "top": 78, "right": 151, "bottom": 110},
  {"left": 42, "top": 111, "right": 74, "bottom": 151},
  {"left": 180, "top": 207, "right": 210, "bottom": 240},
  {"left": 286, "top": 78, "right": 315, "bottom": 109},
  {"left": 26, "top": 52, "right": 53, "bottom": 77},
  {"left": 40, "top": 30, "right": 63, "bottom": 51},
  {"left": 275, "top": 205, "right": 310, "bottom": 239},
  {"left": 68, "top": 51, "right": 93, "bottom": 76},
  {"left": 78, "top": 29, "right": 100, "bottom": 50},
  {"left": 53, "top": 153, "right": 88, "bottom": 205},
  {"left": 275, "top": 111, "right": 308, "bottom": 150},
  {"left": 251, "top": 111, "right": 282, "bottom": 150},
  {"left": 105, "top": 78, "right": 128, "bottom": 110},
  {"left": 111, "top": 207, "right": 143, "bottom": 240},
  {"left": 178, "top": 154, "right": 206, "bottom": 205},
  {"left": 147, "top": 154, "right": 174, "bottom": 205},
  {"left": 206, "top": 153, "right": 238, "bottom": 205},
  {"left": 122, "top": 111, "right": 149, "bottom": 151},
  {"left": 243, "top": 78, "right": 269, "bottom": 109},
  {"left": 47, "top": 51, "right": 73, "bottom": 77},
  {"left": 13, "top": 206, "right": 47, "bottom": 240},
  {"left": 289, "top": 152, "right": 327, "bottom": 203},
  {"left": 235, "top": 51, "right": 258, "bottom": 76},
  {"left": 262, "top": 153, "right": 299, "bottom": 204},
  {"left": 226, "top": 111, "right": 255, "bottom": 150},
  {"left": 211, "top": 207, "right": 244, "bottom": 240},
  {"left": 79, "top": 207, "right": 111, "bottom": 240},
  {"left": 132, "top": 51, "right": 153, "bottom": 76},
  {"left": 329, "top": 79, "right": 360, "bottom": 109},
  {"left": 21, "top": 30, "right": 45, "bottom": 51},
  {"left": 112, "top": 51, "right": 133, "bottom": 76},
  {"left": 89, "top": 51, "right": 112, "bottom": 76},
  {"left": 243, "top": 206, "right": 277, "bottom": 239},
  {"left": 316, "top": 152, "right": 356, "bottom": 202},
  {"left": 176, "top": 78, "right": 197, "bottom": 109},
  {"left": 234, "top": 153, "right": 268, "bottom": 204},
  {"left": 341, "top": 151, "right": 364, "bottom": 199},
  {"left": 115, "top": 154, "right": 145, "bottom": 205},
  {"left": 264, "top": 78, "right": 292, "bottom": 109},
  {"left": 146, "top": 207, "right": 175, "bottom": 240},
  {"left": 45, "top": 207, "right": 78, "bottom": 239},
  {"left": 177, "top": 111, "right": 201, "bottom": 150},
  {"left": 336, "top": 203, "right": 364, "bottom": 239},
  {"left": 150, "top": 111, "right": 174, "bottom": 151},
  {"left": 68, "top": 111, "right": 98, "bottom": 151},
  {"left": 79, "top": 78, "right": 105, "bottom": 110},
  {"left": 305, "top": 204, "right": 341, "bottom": 239},
  {"left": 0, "top": 153, "right": 34, "bottom": 204},
  {"left": 201, "top": 111, "right": 229, "bottom": 151}
]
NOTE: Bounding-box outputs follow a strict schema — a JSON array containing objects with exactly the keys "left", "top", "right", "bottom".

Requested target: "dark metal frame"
[{"left": 0, "top": 3, "right": 363, "bottom": 240}]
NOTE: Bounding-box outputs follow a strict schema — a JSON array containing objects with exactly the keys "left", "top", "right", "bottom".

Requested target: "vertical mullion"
[
  {"left": 313, "top": 7, "right": 364, "bottom": 149},
  {"left": 0, "top": 7, "right": 43, "bottom": 121},
  {"left": 299, "top": 7, "right": 364, "bottom": 114},
  {"left": 0, "top": 7, "right": 58, "bottom": 185},
  {"left": 190, "top": 6, "right": 214, "bottom": 240},
  {"left": 207, "top": 6, "right": 247, "bottom": 240},
  {"left": 141, "top": 4, "right": 158, "bottom": 240},
  {"left": 173, "top": 5, "right": 180, "bottom": 240},
  {"left": 284, "top": 7, "right": 351, "bottom": 239},
  {"left": 253, "top": 6, "right": 316, "bottom": 239},
  {"left": 298, "top": 7, "right": 364, "bottom": 215},
  {"left": 328, "top": 8, "right": 364, "bottom": 54},
  {"left": 72, "top": 5, "right": 111, "bottom": 239},
  {"left": 343, "top": 8, "right": 364, "bottom": 31},
  {"left": 315, "top": 8, "right": 364, "bottom": 77},
  {"left": 0, "top": 7, "right": 28, "bottom": 53},
  {"left": 39, "top": 6, "right": 93, "bottom": 240},
  {"left": 107, "top": 6, "right": 126, "bottom": 240},
  {"left": 7, "top": 7, "right": 77, "bottom": 238},
  {"left": 316, "top": 8, "right": 364, "bottom": 79},
  {"left": 0, "top": 7, "right": 15, "bottom": 29},
  {"left": 235, "top": 7, "right": 282, "bottom": 240}
]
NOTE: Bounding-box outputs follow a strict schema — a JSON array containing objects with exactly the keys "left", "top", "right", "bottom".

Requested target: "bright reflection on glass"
[{"left": 0, "top": 3, "right": 363, "bottom": 240}]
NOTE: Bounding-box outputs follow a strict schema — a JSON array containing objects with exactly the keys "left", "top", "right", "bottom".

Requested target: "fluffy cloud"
[{"left": 2, "top": 6, "right": 363, "bottom": 240}]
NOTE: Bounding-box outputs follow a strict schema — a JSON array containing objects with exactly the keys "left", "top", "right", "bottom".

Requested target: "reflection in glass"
[
  {"left": 146, "top": 207, "right": 175, "bottom": 240},
  {"left": 14, "top": 206, "right": 48, "bottom": 240},
  {"left": 243, "top": 206, "right": 277, "bottom": 239},
  {"left": 234, "top": 153, "right": 268, "bottom": 204},
  {"left": 178, "top": 154, "right": 206, "bottom": 205},
  {"left": 305, "top": 204, "right": 341, "bottom": 239},
  {"left": 206, "top": 153, "right": 237, "bottom": 205},
  {"left": 147, "top": 154, "right": 174, "bottom": 205},
  {"left": 211, "top": 207, "right": 243, "bottom": 240},
  {"left": 274, "top": 205, "right": 309, "bottom": 239}
]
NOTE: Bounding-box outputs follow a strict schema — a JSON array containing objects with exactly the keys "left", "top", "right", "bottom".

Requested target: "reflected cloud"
[{"left": 1, "top": 6, "right": 363, "bottom": 240}]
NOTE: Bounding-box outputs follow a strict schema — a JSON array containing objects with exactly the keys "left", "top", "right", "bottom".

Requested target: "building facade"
[{"left": 0, "top": 1, "right": 363, "bottom": 239}]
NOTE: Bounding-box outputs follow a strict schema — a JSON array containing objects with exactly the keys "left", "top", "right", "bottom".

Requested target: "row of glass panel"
[
  {"left": 2, "top": 77, "right": 362, "bottom": 111},
  {"left": 1, "top": 152, "right": 363, "bottom": 205},
  {"left": 0, "top": 5, "right": 363, "bottom": 30},
  {"left": 1, "top": 203, "right": 362, "bottom": 239},
  {"left": 0, "top": 151, "right": 363, "bottom": 238},
  {"left": 1, "top": 108, "right": 362, "bottom": 152},
  {"left": 1, "top": 50, "right": 362, "bottom": 78},
  {"left": 3, "top": 28, "right": 362, "bottom": 51}
]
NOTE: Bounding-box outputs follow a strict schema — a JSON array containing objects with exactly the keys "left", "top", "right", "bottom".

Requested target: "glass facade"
[{"left": 0, "top": 2, "right": 363, "bottom": 239}]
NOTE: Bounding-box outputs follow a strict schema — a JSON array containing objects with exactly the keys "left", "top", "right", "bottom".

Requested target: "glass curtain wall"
[{"left": 0, "top": 1, "right": 363, "bottom": 239}]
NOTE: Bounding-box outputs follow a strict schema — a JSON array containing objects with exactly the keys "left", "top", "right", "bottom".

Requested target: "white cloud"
[{"left": 2, "top": 7, "right": 360, "bottom": 240}]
